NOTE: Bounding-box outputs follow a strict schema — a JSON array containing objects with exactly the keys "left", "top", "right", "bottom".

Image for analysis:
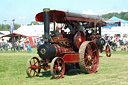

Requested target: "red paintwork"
[
  {"left": 53, "top": 44, "right": 60, "bottom": 56},
  {"left": 59, "top": 35, "right": 64, "bottom": 40},
  {"left": 62, "top": 53, "right": 79, "bottom": 63},
  {"left": 36, "top": 10, "right": 66, "bottom": 23},
  {"left": 105, "top": 45, "right": 111, "bottom": 57},
  {"left": 40, "top": 59, "right": 50, "bottom": 71},
  {"left": 43, "top": 66, "right": 50, "bottom": 71},
  {"left": 30, "top": 65, "right": 40, "bottom": 69},
  {"left": 53, "top": 44, "right": 73, "bottom": 57},
  {"left": 35, "top": 10, "right": 103, "bottom": 23},
  {"left": 66, "top": 17, "right": 102, "bottom": 23},
  {"left": 75, "top": 31, "right": 86, "bottom": 49}
]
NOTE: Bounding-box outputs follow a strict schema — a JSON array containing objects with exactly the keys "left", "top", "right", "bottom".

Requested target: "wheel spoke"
[
  {"left": 29, "top": 69, "right": 32, "bottom": 75},
  {"left": 57, "top": 60, "right": 60, "bottom": 67},
  {"left": 28, "top": 66, "right": 31, "bottom": 69},
  {"left": 33, "top": 70, "right": 36, "bottom": 77},
  {"left": 85, "top": 60, "right": 89, "bottom": 66},
  {"left": 34, "top": 61, "right": 38, "bottom": 65},
  {"left": 33, "top": 59, "right": 36, "bottom": 65}
]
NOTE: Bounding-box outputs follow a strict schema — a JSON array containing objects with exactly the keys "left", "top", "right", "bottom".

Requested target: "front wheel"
[
  {"left": 50, "top": 57, "right": 65, "bottom": 79},
  {"left": 26, "top": 57, "right": 41, "bottom": 77}
]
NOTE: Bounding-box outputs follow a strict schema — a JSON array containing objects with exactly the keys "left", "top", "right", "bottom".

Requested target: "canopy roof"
[
  {"left": 2, "top": 33, "right": 27, "bottom": 37},
  {"left": 35, "top": 10, "right": 103, "bottom": 23},
  {"left": 109, "top": 16, "right": 128, "bottom": 23},
  {"left": 2, "top": 32, "right": 38, "bottom": 37}
]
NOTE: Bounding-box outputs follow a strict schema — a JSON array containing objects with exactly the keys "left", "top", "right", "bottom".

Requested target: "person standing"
[
  {"left": 37, "top": 38, "right": 41, "bottom": 48},
  {"left": 0, "top": 37, "right": 2, "bottom": 51},
  {"left": 122, "top": 36, "right": 127, "bottom": 45},
  {"left": 20, "top": 37, "right": 25, "bottom": 50}
]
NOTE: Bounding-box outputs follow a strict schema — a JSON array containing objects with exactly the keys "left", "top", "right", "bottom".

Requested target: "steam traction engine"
[{"left": 26, "top": 8, "right": 111, "bottom": 79}]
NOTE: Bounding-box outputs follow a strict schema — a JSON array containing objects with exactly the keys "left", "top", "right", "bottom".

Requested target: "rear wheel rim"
[{"left": 79, "top": 41, "right": 99, "bottom": 73}]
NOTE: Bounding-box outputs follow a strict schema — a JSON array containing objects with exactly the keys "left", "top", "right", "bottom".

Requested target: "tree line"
[
  {"left": 0, "top": 21, "right": 43, "bottom": 31},
  {"left": 0, "top": 24, "right": 21, "bottom": 31},
  {"left": 102, "top": 12, "right": 128, "bottom": 21}
]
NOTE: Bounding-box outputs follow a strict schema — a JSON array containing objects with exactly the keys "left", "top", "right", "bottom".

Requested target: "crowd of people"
[
  {"left": 0, "top": 37, "right": 8, "bottom": 51},
  {"left": 103, "top": 34, "right": 128, "bottom": 51},
  {"left": 0, "top": 36, "right": 42, "bottom": 51},
  {"left": 1, "top": 34, "right": 128, "bottom": 52}
]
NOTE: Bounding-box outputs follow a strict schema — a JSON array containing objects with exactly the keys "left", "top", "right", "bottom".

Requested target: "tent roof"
[
  {"left": 109, "top": 16, "right": 128, "bottom": 23},
  {"left": 2, "top": 32, "right": 38, "bottom": 37},
  {"left": 15, "top": 25, "right": 44, "bottom": 33},
  {"left": 2, "top": 33, "right": 27, "bottom": 37},
  {"left": 0, "top": 32, "right": 4, "bottom": 35}
]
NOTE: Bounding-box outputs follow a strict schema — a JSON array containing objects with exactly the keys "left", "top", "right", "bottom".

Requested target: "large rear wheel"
[{"left": 79, "top": 41, "right": 99, "bottom": 73}]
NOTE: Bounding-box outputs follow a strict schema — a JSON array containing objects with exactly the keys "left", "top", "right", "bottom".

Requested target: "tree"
[
  {"left": 102, "top": 12, "right": 128, "bottom": 21},
  {"left": 27, "top": 21, "right": 43, "bottom": 25},
  {"left": 0, "top": 23, "right": 20, "bottom": 31},
  {"left": 124, "top": 13, "right": 128, "bottom": 20}
]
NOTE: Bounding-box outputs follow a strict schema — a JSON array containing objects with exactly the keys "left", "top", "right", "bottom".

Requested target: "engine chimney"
[{"left": 43, "top": 8, "right": 50, "bottom": 43}]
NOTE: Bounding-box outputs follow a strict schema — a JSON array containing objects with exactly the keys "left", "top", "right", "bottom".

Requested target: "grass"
[{"left": 0, "top": 48, "right": 128, "bottom": 85}]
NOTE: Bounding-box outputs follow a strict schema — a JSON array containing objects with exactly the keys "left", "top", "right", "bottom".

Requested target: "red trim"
[
  {"left": 53, "top": 44, "right": 60, "bottom": 56},
  {"left": 62, "top": 53, "right": 79, "bottom": 63},
  {"left": 66, "top": 17, "right": 103, "bottom": 23},
  {"left": 35, "top": 10, "right": 66, "bottom": 23},
  {"left": 59, "top": 35, "right": 64, "bottom": 41},
  {"left": 35, "top": 10, "right": 103, "bottom": 23}
]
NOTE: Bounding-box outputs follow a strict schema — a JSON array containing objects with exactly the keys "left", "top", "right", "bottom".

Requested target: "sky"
[{"left": 0, "top": 0, "right": 128, "bottom": 25}]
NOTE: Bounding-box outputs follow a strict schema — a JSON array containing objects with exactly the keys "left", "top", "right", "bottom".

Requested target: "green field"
[{"left": 0, "top": 48, "right": 128, "bottom": 85}]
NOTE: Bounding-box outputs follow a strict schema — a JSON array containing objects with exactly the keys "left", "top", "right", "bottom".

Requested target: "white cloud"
[
  {"left": 17, "top": 16, "right": 26, "bottom": 20},
  {"left": 82, "top": 9, "right": 97, "bottom": 15},
  {"left": 103, "top": 10, "right": 120, "bottom": 14},
  {"left": 122, "top": 9, "right": 127, "bottom": 12},
  {"left": 8, "top": 17, "right": 12, "bottom": 20},
  {"left": 82, "top": 9, "right": 127, "bottom": 16},
  {"left": 32, "top": 12, "right": 36, "bottom": 16},
  {"left": 103, "top": 9, "right": 127, "bottom": 14},
  {"left": 97, "top": 10, "right": 103, "bottom": 13}
]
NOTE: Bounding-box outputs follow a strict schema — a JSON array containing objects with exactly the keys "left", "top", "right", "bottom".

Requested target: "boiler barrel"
[
  {"left": 37, "top": 44, "right": 56, "bottom": 59},
  {"left": 95, "top": 38, "right": 105, "bottom": 46}
]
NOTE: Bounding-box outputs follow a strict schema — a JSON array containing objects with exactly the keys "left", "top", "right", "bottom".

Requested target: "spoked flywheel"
[
  {"left": 105, "top": 43, "right": 111, "bottom": 57},
  {"left": 50, "top": 57, "right": 65, "bottom": 79},
  {"left": 26, "top": 57, "right": 41, "bottom": 77},
  {"left": 73, "top": 31, "right": 86, "bottom": 51},
  {"left": 79, "top": 41, "right": 99, "bottom": 73}
]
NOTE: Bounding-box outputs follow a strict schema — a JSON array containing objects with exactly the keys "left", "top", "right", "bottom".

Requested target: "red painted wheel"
[
  {"left": 105, "top": 44, "right": 111, "bottom": 57},
  {"left": 79, "top": 41, "right": 99, "bottom": 73},
  {"left": 50, "top": 57, "right": 65, "bottom": 79},
  {"left": 26, "top": 57, "right": 41, "bottom": 77},
  {"left": 73, "top": 31, "right": 86, "bottom": 50}
]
